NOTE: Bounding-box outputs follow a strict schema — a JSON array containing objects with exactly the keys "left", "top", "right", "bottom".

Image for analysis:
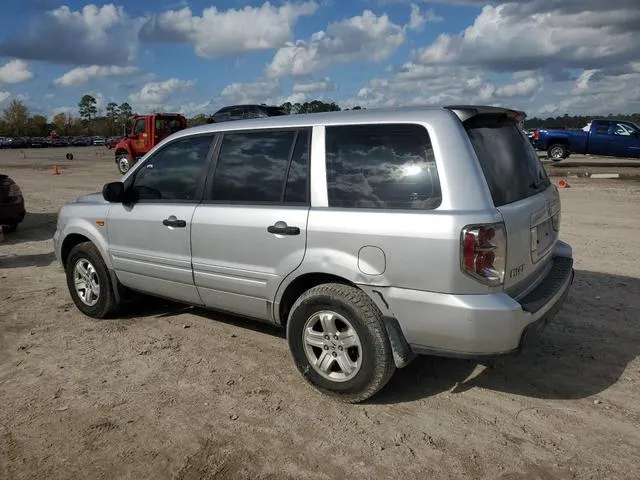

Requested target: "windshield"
[{"left": 464, "top": 114, "right": 550, "bottom": 207}]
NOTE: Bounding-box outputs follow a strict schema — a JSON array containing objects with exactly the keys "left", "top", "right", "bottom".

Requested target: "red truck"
[{"left": 114, "top": 113, "right": 187, "bottom": 174}]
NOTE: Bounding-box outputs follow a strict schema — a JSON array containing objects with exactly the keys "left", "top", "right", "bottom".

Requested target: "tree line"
[
  {"left": 1, "top": 93, "right": 638, "bottom": 137},
  {"left": 523, "top": 113, "right": 640, "bottom": 129}
]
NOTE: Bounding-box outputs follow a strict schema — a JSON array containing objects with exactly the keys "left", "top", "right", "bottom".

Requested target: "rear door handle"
[
  {"left": 267, "top": 221, "right": 300, "bottom": 236},
  {"left": 163, "top": 215, "right": 186, "bottom": 228}
]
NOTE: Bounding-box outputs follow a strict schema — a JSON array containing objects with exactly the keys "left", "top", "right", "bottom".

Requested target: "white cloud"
[
  {"left": 0, "top": 91, "right": 10, "bottom": 103},
  {"left": 574, "top": 69, "right": 598, "bottom": 93},
  {"left": 266, "top": 10, "right": 406, "bottom": 77},
  {"left": 292, "top": 77, "right": 334, "bottom": 94},
  {"left": 55, "top": 65, "right": 140, "bottom": 86},
  {"left": 415, "top": 4, "right": 640, "bottom": 72},
  {"left": 220, "top": 80, "right": 280, "bottom": 104},
  {"left": 129, "top": 78, "right": 194, "bottom": 109},
  {"left": 0, "top": 4, "right": 140, "bottom": 65},
  {"left": 139, "top": 2, "right": 318, "bottom": 58},
  {"left": 51, "top": 106, "right": 76, "bottom": 118},
  {"left": 0, "top": 60, "right": 33, "bottom": 84},
  {"left": 495, "top": 76, "right": 543, "bottom": 97},
  {"left": 282, "top": 92, "right": 307, "bottom": 104},
  {"left": 408, "top": 4, "right": 443, "bottom": 31}
]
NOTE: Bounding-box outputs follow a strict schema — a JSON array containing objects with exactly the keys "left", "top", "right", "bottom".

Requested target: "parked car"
[
  {"left": 210, "top": 104, "right": 287, "bottom": 123},
  {"left": 92, "top": 136, "right": 106, "bottom": 146},
  {"left": 0, "top": 174, "right": 26, "bottom": 232},
  {"left": 53, "top": 105, "right": 574, "bottom": 402},
  {"left": 532, "top": 119, "right": 640, "bottom": 160},
  {"left": 106, "top": 136, "right": 123, "bottom": 149}
]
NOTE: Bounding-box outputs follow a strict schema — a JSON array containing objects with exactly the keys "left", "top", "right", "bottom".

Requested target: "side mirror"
[{"left": 103, "top": 181, "right": 125, "bottom": 202}]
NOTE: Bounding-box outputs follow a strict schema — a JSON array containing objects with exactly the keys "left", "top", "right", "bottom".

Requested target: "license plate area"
[{"left": 531, "top": 217, "right": 556, "bottom": 263}]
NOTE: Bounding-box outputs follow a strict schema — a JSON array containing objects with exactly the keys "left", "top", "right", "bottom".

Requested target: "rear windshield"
[{"left": 464, "top": 115, "right": 550, "bottom": 207}]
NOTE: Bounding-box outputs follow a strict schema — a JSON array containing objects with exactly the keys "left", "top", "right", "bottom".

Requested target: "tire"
[
  {"left": 65, "top": 242, "right": 119, "bottom": 319},
  {"left": 117, "top": 154, "right": 132, "bottom": 174},
  {"left": 547, "top": 143, "right": 568, "bottom": 161},
  {"left": 3, "top": 222, "right": 18, "bottom": 233},
  {"left": 286, "top": 283, "right": 396, "bottom": 403}
]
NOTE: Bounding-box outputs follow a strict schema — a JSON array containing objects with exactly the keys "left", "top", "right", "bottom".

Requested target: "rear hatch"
[{"left": 455, "top": 108, "right": 560, "bottom": 296}]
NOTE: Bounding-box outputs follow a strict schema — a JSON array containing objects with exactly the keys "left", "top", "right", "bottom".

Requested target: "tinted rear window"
[
  {"left": 465, "top": 115, "right": 550, "bottom": 207},
  {"left": 325, "top": 124, "right": 441, "bottom": 210}
]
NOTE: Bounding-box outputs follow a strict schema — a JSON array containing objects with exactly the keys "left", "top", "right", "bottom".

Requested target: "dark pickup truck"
[{"left": 532, "top": 119, "right": 640, "bottom": 160}]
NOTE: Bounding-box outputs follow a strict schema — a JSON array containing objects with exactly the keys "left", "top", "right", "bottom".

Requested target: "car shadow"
[
  {"left": 2, "top": 212, "right": 58, "bottom": 245},
  {"left": 120, "top": 296, "right": 285, "bottom": 338},
  {"left": 104, "top": 269, "right": 638, "bottom": 404},
  {"left": 0, "top": 251, "right": 56, "bottom": 269},
  {"left": 371, "top": 269, "right": 639, "bottom": 404}
]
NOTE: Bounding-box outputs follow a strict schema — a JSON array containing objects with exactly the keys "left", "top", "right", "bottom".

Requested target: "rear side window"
[
  {"left": 325, "top": 124, "right": 441, "bottom": 209},
  {"left": 464, "top": 115, "right": 550, "bottom": 207},
  {"left": 210, "top": 129, "right": 309, "bottom": 204}
]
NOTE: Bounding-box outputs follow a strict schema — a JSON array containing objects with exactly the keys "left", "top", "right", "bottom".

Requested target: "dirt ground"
[{"left": 1, "top": 147, "right": 639, "bottom": 480}]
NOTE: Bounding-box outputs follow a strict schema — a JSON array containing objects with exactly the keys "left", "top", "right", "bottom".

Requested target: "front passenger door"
[{"left": 107, "top": 134, "right": 215, "bottom": 304}]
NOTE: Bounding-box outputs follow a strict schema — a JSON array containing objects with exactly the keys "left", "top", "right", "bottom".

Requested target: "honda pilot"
[{"left": 53, "top": 105, "right": 574, "bottom": 402}]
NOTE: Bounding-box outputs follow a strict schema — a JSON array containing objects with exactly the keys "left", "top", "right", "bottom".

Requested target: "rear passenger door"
[{"left": 190, "top": 128, "right": 311, "bottom": 321}]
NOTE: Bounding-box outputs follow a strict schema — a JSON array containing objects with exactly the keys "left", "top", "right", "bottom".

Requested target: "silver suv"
[{"left": 53, "top": 105, "right": 574, "bottom": 402}]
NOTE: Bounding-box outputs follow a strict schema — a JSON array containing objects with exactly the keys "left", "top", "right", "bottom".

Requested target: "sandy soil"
[{"left": 1, "top": 147, "right": 639, "bottom": 480}]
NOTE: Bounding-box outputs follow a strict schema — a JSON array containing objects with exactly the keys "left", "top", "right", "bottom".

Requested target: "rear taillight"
[
  {"left": 533, "top": 129, "right": 540, "bottom": 140},
  {"left": 8, "top": 183, "right": 21, "bottom": 198},
  {"left": 461, "top": 223, "right": 506, "bottom": 286}
]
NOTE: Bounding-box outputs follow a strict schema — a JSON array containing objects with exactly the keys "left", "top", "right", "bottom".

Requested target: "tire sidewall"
[
  {"left": 548, "top": 144, "right": 566, "bottom": 161},
  {"left": 287, "top": 292, "right": 382, "bottom": 395},
  {"left": 65, "top": 244, "right": 112, "bottom": 318},
  {"left": 117, "top": 155, "right": 130, "bottom": 174}
]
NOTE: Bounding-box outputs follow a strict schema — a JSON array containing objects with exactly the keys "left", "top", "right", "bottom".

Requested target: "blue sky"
[{"left": 0, "top": 0, "right": 639, "bottom": 119}]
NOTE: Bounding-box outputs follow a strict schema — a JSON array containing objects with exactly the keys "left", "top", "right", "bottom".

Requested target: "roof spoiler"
[{"left": 445, "top": 105, "right": 526, "bottom": 123}]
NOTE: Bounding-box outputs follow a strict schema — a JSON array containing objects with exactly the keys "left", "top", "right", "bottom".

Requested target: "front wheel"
[
  {"left": 547, "top": 143, "right": 568, "bottom": 161},
  {"left": 117, "top": 154, "right": 132, "bottom": 174},
  {"left": 286, "top": 283, "right": 396, "bottom": 403},
  {"left": 65, "top": 242, "right": 119, "bottom": 318}
]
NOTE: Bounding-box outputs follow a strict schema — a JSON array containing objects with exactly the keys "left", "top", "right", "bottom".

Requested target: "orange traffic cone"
[
  {"left": 52, "top": 165, "right": 61, "bottom": 175},
  {"left": 558, "top": 178, "right": 569, "bottom": 188}
]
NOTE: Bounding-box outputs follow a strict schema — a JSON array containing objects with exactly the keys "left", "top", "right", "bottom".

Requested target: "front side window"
[
  {"left": 612, "top": 122, "right": 636, "bottom": 136},
  {"left": 131, "top": 135, "right": 213, "bottom": 201},
  {"left": 325, "top": 124, "right": 441, "bottom": 209}
]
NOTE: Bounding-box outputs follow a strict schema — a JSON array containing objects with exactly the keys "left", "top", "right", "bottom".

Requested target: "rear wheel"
[
  {"left": 548, "top": 143, "right": 568, "bottom": 161},
  {"left": 3, "top": 222, "right": 18, "bottom": 232},
  {"left": 286, "top": 283, "right": 396, "bottom": 403},
  {"left": 117, "top": 154, "right": 132, "bottom": 174}
]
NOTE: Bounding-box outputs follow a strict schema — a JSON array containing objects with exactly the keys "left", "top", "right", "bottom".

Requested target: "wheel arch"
[
  {"left": 59, "top": 227, "right": 123, "bottom": 304},
  {"left": 274, "top": 271, "right": 415, "bottom": 369}
]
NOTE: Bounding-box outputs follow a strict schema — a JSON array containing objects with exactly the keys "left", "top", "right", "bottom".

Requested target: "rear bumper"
[
  {"left": 383, "top": 245, "right": 574, "bottom": 357},
  {"left": 0, "top": 198, "right": 26, "bottom": 224}
]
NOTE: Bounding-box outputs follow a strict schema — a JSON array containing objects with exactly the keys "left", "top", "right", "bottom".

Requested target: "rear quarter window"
[
  {"left": 464, "top": 115, "right": 550, "bottom": 207},
  {"left": 325, "top": 124, "right": 442, "bottom": 210}
]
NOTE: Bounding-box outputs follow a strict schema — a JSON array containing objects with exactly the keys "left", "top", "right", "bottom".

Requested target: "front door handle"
[
  {"left": 267, "top": 221, "right": 300, "bottom": 236},
  {"left": 163, "top": 215, "right": 186, "bottom": 228}
]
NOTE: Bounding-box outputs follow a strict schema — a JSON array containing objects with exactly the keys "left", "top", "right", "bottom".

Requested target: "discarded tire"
[{"left": 66, "top": 153, "right": 74, "bottom": 160}]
